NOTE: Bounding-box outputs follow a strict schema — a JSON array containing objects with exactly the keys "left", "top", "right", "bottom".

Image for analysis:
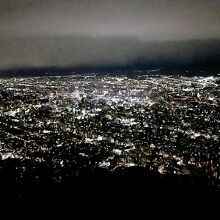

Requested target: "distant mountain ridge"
[
  {"left": 0, "top": 38, "right": 220, "bottom": 77},
  {"left": 0, "top": 66, "right": 219, "bottom": 78}
]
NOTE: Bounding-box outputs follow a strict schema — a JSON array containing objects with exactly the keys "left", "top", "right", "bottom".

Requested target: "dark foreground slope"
[{"left": 0, "top": 158, "right": 218, "bottom": 202}]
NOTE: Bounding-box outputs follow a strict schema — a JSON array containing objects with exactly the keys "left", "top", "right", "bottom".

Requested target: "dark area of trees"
[{"left": 0, "top": 155, "right": 219, "bottom": 201}]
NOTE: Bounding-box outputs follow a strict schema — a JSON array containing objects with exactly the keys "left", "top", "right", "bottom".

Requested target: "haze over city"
[{"left": 0, "top": 0, "right": 220, "bottom": 72}]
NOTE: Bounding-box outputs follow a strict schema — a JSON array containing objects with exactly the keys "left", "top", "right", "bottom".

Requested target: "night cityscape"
[
  {"left": 0, "top": 74, "right": 220, "bottom": 196},
  {"left": 1, "top": 1, "right": 220, "bottom": 202}
]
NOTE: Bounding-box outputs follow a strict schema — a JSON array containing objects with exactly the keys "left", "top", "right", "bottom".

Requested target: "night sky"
[{"left": 0, "top": 0, "right": 220, "bottom": 72}]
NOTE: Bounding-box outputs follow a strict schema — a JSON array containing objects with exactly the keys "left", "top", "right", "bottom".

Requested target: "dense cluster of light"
[{"left": 0, "top": 75, "right": 219, "bottom": 183}]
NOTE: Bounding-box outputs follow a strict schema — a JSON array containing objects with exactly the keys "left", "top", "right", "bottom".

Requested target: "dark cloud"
[
  {"left": 1, "top": 0, "right": 220, "bottom": 40},
  {"left": 0, "top": 0, "right": 219, "bottom": 70},
  {"left": 1, "top": 36, "right": 220, "bottom": 71}
]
